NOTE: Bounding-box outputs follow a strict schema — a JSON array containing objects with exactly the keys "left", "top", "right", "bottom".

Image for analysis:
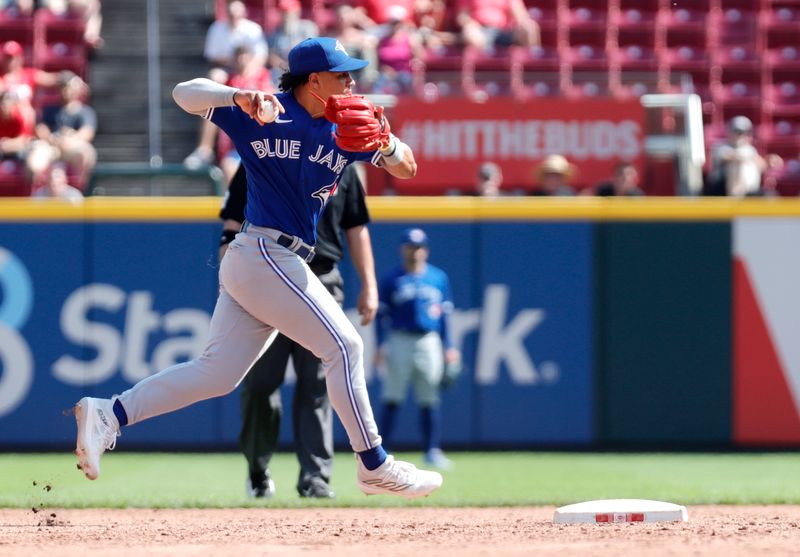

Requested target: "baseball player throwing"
[{"left": 72, "top": 37, "right": 442, "bottom": 498}]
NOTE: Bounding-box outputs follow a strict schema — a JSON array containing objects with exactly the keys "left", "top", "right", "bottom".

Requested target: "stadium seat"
[
  {"left": 716, "top": 67, "right": 762, "bottom": 101},
  {"left": 717, "top": 6, "right": 759, "bottom": 47},
  {"left": 0, "top": 9, "right": 34, "bottom": 64},
  {"left": 563, "top": 69, "right": 611, "bottom": 98},
  {"left": 613, "top": 28, "right": 658, "bottom": 71},
  {"left": 561, "top": 42, "right": 609, "bottom": 69},
  {"left": 613, "top": 0, "right": 660, "bottom": 31},
  {"left": 0, "top": 159, "right": 30, "bottom": 197},
  {"left": 565, "top": 0, "right": 608, "bottom": 32},
  {"left": 772, "top": 158, "right": 800, "bottom": 196},
  {"left": 517, "top": 26, "right": 561, "bottom": 72},
  {"left": 661, "top": 0, "right": 713, "bottom": 33},
  {"left": 610, "top": 69, "right": 660, "bottom": 99},
  {"left": 462, "top": 46, "right": 516, "bottom": 99},
  {"left": 33, "top": 8, "right": 87, "bottom": 78},
  {"left": 526, "top": 0, "right": 559, "bottom": 29},
  {"left": 416, "top": 45, "right": 466, "bottom": 99},
  {"left": 763, "top": 45, "right": 800, "bottom": 70},
  {"left": 714, "top": 45, "right": 761, "bottom": 71},
  {"left": 765, "top": 81, "right": 800, "bottom": 117}
]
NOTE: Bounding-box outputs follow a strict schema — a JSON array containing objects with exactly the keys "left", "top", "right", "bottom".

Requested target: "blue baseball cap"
[
  {"left": 401, "top": 227, "right": 428, "bottom": 247},
  {"left": 288, "top": 37, "right": 369, "bottom": 75}
]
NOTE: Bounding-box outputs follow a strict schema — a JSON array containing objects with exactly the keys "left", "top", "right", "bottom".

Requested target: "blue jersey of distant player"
[
  {"left": 376, "top": 263, "right": 454, "bottom": 348},
  {"left": 207, "top": 91, "right": 381, "bottom": 245}
]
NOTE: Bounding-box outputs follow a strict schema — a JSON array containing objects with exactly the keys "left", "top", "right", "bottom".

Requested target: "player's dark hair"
[{"left": 278, "top": 71, "right": 309, "bottom": 92}]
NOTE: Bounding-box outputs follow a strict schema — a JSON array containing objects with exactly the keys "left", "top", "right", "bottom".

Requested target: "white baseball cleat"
[
  {"left": 356, "top": 455, "right": 443, "bottom": 499},
  {"left": 74, "top": 397, "right": 120, "bottom": 480}
]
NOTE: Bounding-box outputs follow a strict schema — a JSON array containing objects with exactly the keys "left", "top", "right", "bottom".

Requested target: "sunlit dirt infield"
[{"left": 1, "top": 506, "right": 799, "bottom": 556}]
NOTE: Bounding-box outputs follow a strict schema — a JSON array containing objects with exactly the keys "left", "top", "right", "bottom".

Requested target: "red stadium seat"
[
  {"left": 561, "top": 42, "right": 609, "bottom": 69},
  {"left": 526, "top": 0, "right": 559, "bottom": 29},
  {"left": 0, "top": 159, "right": 30, "bottom": 197},
  {"left": 763, "top": 45, "right": 800, "bottom": 70},
  {"left": 613, "top": 28, "right": 658, "bottom": 72},
  {"left": 33, "top": 8, "right": 87, "bottom": 78},
  {"left": 610, "top": 69, "right": 660, "bottom": 99},
  {"left": 771, "top": 159, "right": 800, "bottom": 196},
  {"left": 714, "top": 45, "right": 761, "bottom": 71},
  {"left": 717, "top": 6, "right": 759, "bottom": 47},
  {"left": 563, "top": 69, "right": 611, "bottom": 98},
  {"left": 462, "top": 46, "right": 517, "bottom": 99},
  {"left": 416, "top": 45, "right": 465, "bottom": 99},
  {"left": 565, "top": 0, "right": 608, "bottom": 32},
  {"left": 614, "top": 0, "right": 660, "bottom": 30},
  {"left": 765, "top": 81, "right": 800, "bottom": 117},
  {"left": 517, "top": 26, "right": 561, "bottom": 71},
  {"left": 662, "top": 0, "right": 713, "bottom": 27},
  {"left": 716, "top": 67, "right": 762, "bottom": 100},
  {"left": 0, "top": 9, "right": 34, "bottom": 64}
]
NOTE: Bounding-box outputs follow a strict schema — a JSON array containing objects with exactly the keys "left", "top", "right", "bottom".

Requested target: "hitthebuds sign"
[{"left": 391, "top": 97, "right": 645, "bottom": 191}]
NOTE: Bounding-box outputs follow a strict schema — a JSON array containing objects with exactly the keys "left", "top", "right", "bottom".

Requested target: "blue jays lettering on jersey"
[
  {"left": 206, "top": 91, "right": 382, "bottom": 245},
  {"left": 376, "top": 264, "right": 454, "bottom": 348}
]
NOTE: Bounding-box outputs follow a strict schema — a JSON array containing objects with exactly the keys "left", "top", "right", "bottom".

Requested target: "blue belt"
[{"left": 276, "top": 233, "right": 315, "bottom": 263}]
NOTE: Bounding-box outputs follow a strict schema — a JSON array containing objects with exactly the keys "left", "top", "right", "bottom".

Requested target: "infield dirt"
[{"left": 1, "top": 506, "right": 799, "bottom": 556}]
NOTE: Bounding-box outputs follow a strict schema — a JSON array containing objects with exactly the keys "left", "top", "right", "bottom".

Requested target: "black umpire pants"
[{"left": 239, "top": 264, "right": 344, "bottom": 491}]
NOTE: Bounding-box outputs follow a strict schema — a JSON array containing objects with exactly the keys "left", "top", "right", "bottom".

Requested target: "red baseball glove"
[{"left": 323, "top": 95, "right": 391, "bottom": 152}]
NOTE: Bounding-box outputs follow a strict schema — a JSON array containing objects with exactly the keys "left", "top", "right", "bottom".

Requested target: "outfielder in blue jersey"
[
  {"left": 375, "top": 227, "right": 462, "bottom": 471},
  {"left": 71, "top": 37, "right": 443, "bottom": 499}
]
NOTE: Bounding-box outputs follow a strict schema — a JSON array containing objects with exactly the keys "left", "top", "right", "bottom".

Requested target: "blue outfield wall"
[{"left": 0, "top": 220, "right": 595, "bottom": 449}]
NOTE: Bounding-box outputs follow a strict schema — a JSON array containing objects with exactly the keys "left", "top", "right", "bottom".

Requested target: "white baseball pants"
[{"left": 117, "top": 225, "right": 381, "bottom": 452}]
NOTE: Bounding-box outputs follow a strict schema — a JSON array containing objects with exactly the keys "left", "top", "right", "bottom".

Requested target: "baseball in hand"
[{"left": 257, "top": 99, "right": 277, "bottom": 124}]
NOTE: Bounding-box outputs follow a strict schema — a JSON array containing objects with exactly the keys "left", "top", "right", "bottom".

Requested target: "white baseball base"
[{"left": 553, "top": 499, "right": 688, "bottom": 524}]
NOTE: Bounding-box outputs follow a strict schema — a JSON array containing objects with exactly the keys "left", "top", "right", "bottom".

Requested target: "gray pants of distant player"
[
  {"left": 116, "top": 225, "right": 381, "bottom": 454},
  {"left": 239, "top": 266, "right": 344, "bottom": 491}
]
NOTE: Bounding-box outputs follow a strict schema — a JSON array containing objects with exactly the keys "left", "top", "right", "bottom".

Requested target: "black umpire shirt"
[{"left": 220, "top": 164, "right": 371, "bottom": 274}]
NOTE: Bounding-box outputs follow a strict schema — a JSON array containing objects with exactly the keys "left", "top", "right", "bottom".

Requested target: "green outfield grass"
[{"left": 1, "top": 452, "right": 798, "bottom": 508}]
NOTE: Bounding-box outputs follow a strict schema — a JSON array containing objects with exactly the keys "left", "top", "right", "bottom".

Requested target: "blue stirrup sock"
[
  {"left": 358, "top": 445, "right": 388, "bottom": 471},
  {"left": 420, "top": 406, "right": 441, "bottom": 453},
  {"left": 113, "top": 398, "right": 128, "bottom": 427}
]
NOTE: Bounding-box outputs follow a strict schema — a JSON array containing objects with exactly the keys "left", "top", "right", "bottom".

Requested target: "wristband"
[
  {"left": 381, "top": 138, "right": 407, "bottom": 166},
  {"left": 219, "top": 229, "right": 237, "bottom": 247}
]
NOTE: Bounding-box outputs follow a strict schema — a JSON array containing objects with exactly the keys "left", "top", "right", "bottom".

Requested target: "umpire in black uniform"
[{"left": 219, "top": 163, "right": 378, "bottom": 498}]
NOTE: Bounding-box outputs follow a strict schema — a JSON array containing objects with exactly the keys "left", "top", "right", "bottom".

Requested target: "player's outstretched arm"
[
  {"left": 173, "top": 78, "right": 239, "bottom": 116},
  {"left": 173, "top": 78, "right": 284, "bottom": 125}
]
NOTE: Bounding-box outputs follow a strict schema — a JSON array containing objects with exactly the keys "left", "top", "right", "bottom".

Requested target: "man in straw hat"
[{"left": 532, "top": 154, "right": 576, "bottom": 196}]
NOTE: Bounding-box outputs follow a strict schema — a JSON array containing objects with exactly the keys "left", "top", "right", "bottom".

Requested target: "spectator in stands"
[
  {"left": 204, "top": 0, "right": 267, "bottom": 73},
  {"left": 265, "top": 0, "right": 319, "bottom": 80},
  {"left": 185, "top": 0, "right": 268, "bottom": 168},
  {"left": 375, "top": 5, "right": 424, "bottom": 94},
  {"left": 32, "top": 161, "right": 83, "bottom": 201},
  {"left": 0, "top": 84, "right": 35, "bottom": 162},
  {"left": 217, "top": 46, "right": 275, "bottom": 184},
  {"left": 28, "top": 72, "right": 96, "bottom": 186},
  {"left": 360, "top": 0, "right": 413, "bottom": 27},
  {"left": 44, "top": 0, "right": 104, "bottom": 49},
  {"left": 707, "top": 116, "right": 783, "bottom": 197},
  {"left": 0, "top": 0, "right": 34, "bottom": 17},
  {"left": 531, "top": 154, "right": 576, "bottom": 196},
  {"left": 0, "top": 40, "right": 60, "bottom": 109},
  {"left": 456, "top": 0, "right": 539, "bottom": 52},
  {"left": 413, "top": 0, "right": 456, "bottom": 51},
  {"left": 591, "top": 161, "right": 645, "bottom": 196},
  {"left": 474, "top": 161, "right": 503, "bottom": 196},
  {"left": 331, "top": 5, "right": 379, "bottom": 89}
]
